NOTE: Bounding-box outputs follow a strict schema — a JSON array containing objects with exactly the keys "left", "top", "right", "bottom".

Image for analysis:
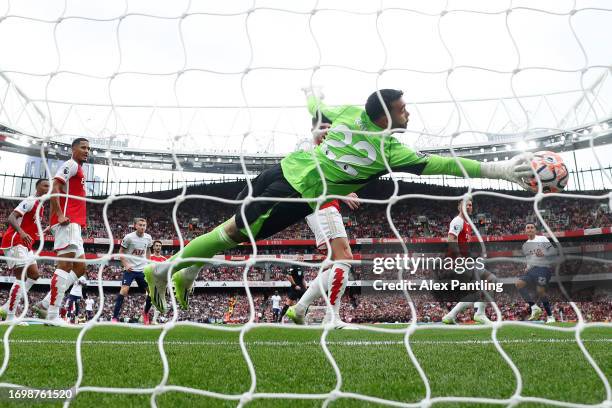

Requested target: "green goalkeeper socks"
[{"left": 164, "top": 222, "right": 238, "bottom": 274}]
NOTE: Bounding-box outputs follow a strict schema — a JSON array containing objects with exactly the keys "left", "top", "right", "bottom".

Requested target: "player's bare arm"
[
  {"left": 118, "top": 246, "right": 132, "bottom": 271},
  {"left": 341, "top": 192, "right": 360, "bottom": 211},
  {"left": 447, "top": 232, "right": 461, "bottom": 258},
  {"left": 7, "top": 210, "right": 32, "bottom": 247},
  {"left": 50, "top": 179, "right": 69, "bottom": 226}
]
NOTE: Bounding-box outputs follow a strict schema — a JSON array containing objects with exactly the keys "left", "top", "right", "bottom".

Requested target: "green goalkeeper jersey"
[{"left": 280, "top": 96, "right": 482, "bottom": 206}]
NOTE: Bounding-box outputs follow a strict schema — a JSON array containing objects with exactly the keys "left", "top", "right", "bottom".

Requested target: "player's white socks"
[
  {"left": 448, "top": 301, "right": 472, "bottom": 318},
  {"left": 1, "top": 277, "right": 38, "bottom": 316},
  {"left": 296, "top": 271, "right": 326, "bottom": 310},
  {"left": 296, "top": 262, "right": 350, "bottom": 323},
  {"left": 474, "top": 302, "right": 486, "bottom": 317},
  {"left": 46, "top": 269, "right": 77, "bottom": 319},
  {"left": 40, "top": 292, "right": 51, "bottom": 310}
]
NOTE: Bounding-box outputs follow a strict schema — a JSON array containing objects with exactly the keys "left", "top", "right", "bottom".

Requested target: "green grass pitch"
[{"left": 0, "top": 323, "right": 609, "bottom": 407}]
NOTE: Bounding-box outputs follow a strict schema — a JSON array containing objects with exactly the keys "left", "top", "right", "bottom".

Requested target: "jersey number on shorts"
[{"left": 322, "top": 124, "right": 377, "bottom": 177}]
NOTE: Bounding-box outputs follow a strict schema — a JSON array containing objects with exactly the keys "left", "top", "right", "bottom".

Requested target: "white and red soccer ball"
[{"left": 525, "top": 151, "right": 569, "bottom": 193}]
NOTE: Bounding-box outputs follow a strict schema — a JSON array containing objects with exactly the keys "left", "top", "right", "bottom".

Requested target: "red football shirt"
[
  {"left": 50, "top": 159, "right": 87, "bottom": 227},
  {"left": 320, "top": 200, "right": 340, "bottom": 211},
  {"left": 448, "top": 215, "right": 472, "bottom": 257},
  {"left": 1, "top": 197, "right": 45, "bottom": 250},
  {"left": 150, "top": 254, "right": 167, "bottom": 262}
]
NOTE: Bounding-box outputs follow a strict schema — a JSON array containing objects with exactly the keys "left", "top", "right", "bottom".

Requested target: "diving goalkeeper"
[{"left": 144, "top": 88, "right": 532, "bottom": 312}]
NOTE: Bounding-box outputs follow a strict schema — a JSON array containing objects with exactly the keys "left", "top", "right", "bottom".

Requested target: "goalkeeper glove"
[
  {"left": 480, "top": 153, "right": 533, "bottom": 190},
  {"left": 301, "top": 85, "right": 324, "bottom": 99}
]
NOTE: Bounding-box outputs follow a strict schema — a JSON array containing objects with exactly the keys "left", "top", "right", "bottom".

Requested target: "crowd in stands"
[
  {"left": 1, "top": 183, "right": 610, "bottom": 244},
  {"left": 1, "top": 181, "right": 610, "bottom": 324},
  {"left": 1, "top": 255, "right": 609, "bottom": 283},
  {"left": 47, "top": 196, "right": 612, "bottom": 241},
  {"left": 0, "top": 289, "right": 608, "bottom": 323}
]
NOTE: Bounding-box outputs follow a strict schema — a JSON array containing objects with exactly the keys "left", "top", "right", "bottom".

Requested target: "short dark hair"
[
  {"left": 311, "top": 113, "right": 332, "bottom": 127},
  {"left": 35, "top": 178, "right": 48, "bottom": 187},
  {"left": 71, "top": 137, "right": 89, "bottom": 148},
  {"left": 153, "top": 240, "right": 162, "bottom": 246},
  {"left": 365, "top": 89, "right": 404, "bottom": 121}
]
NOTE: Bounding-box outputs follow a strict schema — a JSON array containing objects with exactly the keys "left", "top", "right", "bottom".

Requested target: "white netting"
[{"left": 0, "top": 0, "right": 611, "bottom": 407}]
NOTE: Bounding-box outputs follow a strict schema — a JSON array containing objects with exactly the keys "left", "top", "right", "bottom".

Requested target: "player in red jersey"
[
  {"left": 442, "top": 199, "right": 490, "bottom": 324},
  {"left": 143, "top": 240, "right": 166, "bottom": 324},
  {"left": 150, "top": 240, "right": 167, "bottom": 262},
  {"left": 35, "top": 138, "right": 91, "bottom": 324},
  {"left": 0, "top": 179, "right": 50, "bottom": 321},
  {"left": 285, "top": 115, "right": 358, "bottom": 326},
  {"left": 147, "top": 240, "right": 166, "bottom": 323}
]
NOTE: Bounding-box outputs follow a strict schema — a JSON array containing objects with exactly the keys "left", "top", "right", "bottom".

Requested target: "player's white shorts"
[
  {"left": 306, "top": 206, "right": 348, "bottom": 250},
  {"left": 2, "top": 245, "right": 35, "bottom": 269},
  {"left": 52, "top": 223, "right": 84, "bottom": 257}
]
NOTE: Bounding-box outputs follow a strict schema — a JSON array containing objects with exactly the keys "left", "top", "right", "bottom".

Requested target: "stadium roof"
[
  {"left": 0, "top": 2, "right": 611, "bottom": 159},
  {"left": 1, "top": 119, "right": 611, "bottom": 174}
]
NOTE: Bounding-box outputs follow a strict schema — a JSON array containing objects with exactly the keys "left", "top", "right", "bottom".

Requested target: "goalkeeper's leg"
[
  {"left": 146, "top": 164, "right": 313, "bottom": 312},
  {"left": 144, "top": 221, "right": 239, "bottom": 312},
  {"left": 170, "top": 200, "right": 313, "bottom": 310}
]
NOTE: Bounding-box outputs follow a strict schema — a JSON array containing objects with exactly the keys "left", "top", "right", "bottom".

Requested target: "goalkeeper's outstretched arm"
[
  {"left": 420, "top": 152, "right": 533, "bottom": 189},
  {"left": 385, "top": 134, "right": 533, "bottom": 189},
  {"left": 303, "top": 87, "right": 533, "bottom": 189}
]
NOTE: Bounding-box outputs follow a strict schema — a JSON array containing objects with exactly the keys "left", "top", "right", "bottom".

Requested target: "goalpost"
[{"left": 0, "top": 1, "right": 611, "bottom": 407}]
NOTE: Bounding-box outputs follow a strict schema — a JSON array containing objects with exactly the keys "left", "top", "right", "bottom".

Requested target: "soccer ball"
[{"left": 525, "top": 151, "right": 569, "bottom": 193}]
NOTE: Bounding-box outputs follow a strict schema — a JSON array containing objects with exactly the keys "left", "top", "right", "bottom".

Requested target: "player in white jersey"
[
  {"left": 516, "top": 223, "right": 557, "bottom": 323},
  {"left": 84, "top": 297, "right": 95, "bottom": 321},
  {"left": 286, "top": 114, "right": 358, "bottom": 326},
  {"left": 112, "top": 218, "right": 153, "bottom": 323},
  {"left": 65, "top": 275, "right": 87, "bottom": 323},
  {"left": 270, "top": 291, "right": 282, "bottom": 322}
]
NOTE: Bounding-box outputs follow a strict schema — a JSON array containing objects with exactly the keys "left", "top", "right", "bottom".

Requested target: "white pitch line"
[{"left": 4, "top": 338, "right": 611, "bottom": 346}]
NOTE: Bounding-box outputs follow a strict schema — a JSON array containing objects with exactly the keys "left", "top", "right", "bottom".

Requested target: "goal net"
[{"left": 0, "top": 1, "right": 610, "bottom": 407}]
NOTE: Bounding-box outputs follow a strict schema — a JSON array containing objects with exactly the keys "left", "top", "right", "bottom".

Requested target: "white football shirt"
[
  {"left": 522, "top": 235, "right": 556, "bottom": 267},
  {"left": 121, "top": 231, "right": 153, "bottom": 271},
  {"left": 271, "top": 294, "right": 281, "bottom": 309},
  {"left": 69, "top": 276, "right": 87, "bottom": 297}
]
